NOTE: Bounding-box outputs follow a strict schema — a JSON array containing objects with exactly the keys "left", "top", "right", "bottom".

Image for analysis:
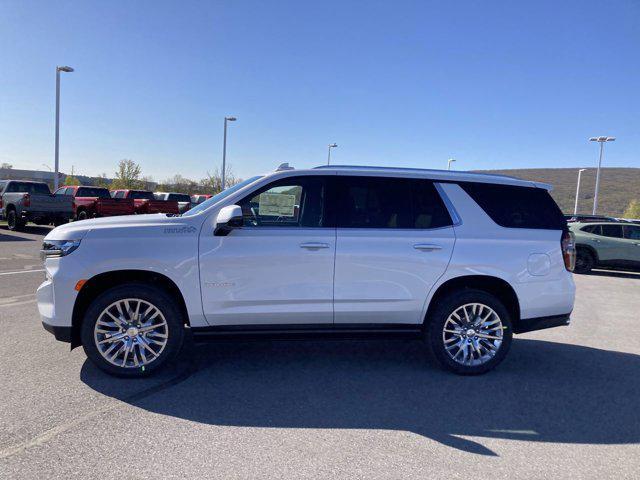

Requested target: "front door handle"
[
  {"left": 414, "top": 243, "right": 443, "bottom": 251},
  {"left": 300, "top": 242, "right": 330, "bottom": 250}
]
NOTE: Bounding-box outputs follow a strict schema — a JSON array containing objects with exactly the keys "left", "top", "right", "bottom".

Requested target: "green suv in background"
[{"left": 570, "top": 222, "right": 640, "bottom": 273}]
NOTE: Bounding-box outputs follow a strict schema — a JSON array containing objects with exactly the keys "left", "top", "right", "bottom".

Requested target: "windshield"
[{"left": 183, "top": 176, "right": 264, "bottom": 216}]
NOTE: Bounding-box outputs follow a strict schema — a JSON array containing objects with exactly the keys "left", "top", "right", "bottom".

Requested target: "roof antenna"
[{"left": 276, "top": 163, "right": 294, "bottom": 171}]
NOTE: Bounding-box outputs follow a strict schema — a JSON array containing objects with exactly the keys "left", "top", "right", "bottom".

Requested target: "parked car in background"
[
  {"left": 55, "top": 186, "right": 135, "bottom": 220},
  {"left": 564, "top": 214, "right": 619, "bottom": 223},
  {"left": 570, "top": 221, "right": 640, "bottom": 273},
  {"left": 111, "top": 189, "right": 180, "bottom": 215},
  {"left": 154, "top": 192, "right": 192, "bottom": 213},
  {"left": 39, "top": 165, "right": 575, "bottom": 377},
  {"left": 0, "top": 180, "right": 73, "bottom": 230},
  {"left": 190, "top": 194, "right": 212, "bottom": 208}
]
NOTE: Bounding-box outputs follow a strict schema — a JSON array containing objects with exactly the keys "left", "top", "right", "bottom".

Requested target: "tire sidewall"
[
  {"left": 81, "top": 283, "right": 184, "bottom": 377},
  {"left": 426, "top": 289, "right": 513, "bottom": 375},
  {"left": 77, "top": 210, "right": 88, "bottom": 221},
  {"left": 574, "top": 248, "right": 594, "bottom": 274},
  {"left": 7, "top": 210, "right": 20, "bottom": 230}
]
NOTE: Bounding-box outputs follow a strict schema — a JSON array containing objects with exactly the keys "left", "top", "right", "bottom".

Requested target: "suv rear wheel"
[
  {"left": 426, "top": 289, "right": 513, "bottom": 375},
  {"left": 81, "top": 284, "right": 185, "bottom": 377}
]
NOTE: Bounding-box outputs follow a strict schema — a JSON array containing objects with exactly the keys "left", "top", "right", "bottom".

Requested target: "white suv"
[{"left": 37, "top": 165, "right": 576, "bottom": 376}]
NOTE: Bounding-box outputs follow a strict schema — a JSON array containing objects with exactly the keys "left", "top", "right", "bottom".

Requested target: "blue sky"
[{"left": 1, "top": 0, "right": 638, "bottom": 181}]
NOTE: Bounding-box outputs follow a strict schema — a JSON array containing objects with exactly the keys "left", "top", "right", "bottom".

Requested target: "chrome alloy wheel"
[
  {"left": 442, "top": 303, "right": 504, "bottom": 366},
  {"left": 94, "top": 298, "right": 169, "bottom": 368}
]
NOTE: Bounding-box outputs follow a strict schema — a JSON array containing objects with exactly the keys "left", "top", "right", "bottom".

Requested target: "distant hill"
[{"left": 476, "top": 168, "right": 640, "bottom": 216}]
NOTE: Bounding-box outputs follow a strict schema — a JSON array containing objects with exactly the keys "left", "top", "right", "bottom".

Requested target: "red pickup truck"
[
  {"left": 111, "top": 189, "right": 180, "bottom": 214},
  {"left": 54, "top": 186, "right": 135, "bottom": 220}
]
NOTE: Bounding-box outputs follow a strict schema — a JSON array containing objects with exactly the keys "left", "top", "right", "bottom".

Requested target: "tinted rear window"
[
  {"left": 6, "top": 182, "right": 50, "bottom": 194},
  {"left": 335, "top": 176, "right": 452, "bottom": 229},
  {"left": 77, "top": 187, "right": 111, "bottom": 198},
  {"left": 168, "top": 193, "right": 191, "bottom": 202},
  {"left": 129, "top": 191, "right": 154, "bottom": 200},
  {"left": 460, "top": 183, "right": 566, "bottom": 230}
]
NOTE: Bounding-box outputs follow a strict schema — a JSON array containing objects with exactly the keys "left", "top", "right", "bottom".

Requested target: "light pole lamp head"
[
  {"left": 590, "top": 136, "right": 615, "bottom": 142},
  {"left": 579, "top": 168, "right": 587, "bottom": 173},
  {"left": 57, "top": 66, "right": 74, "bottom": 73},
  {"left": 225, "top": 116, "right": 237, "bottom": 122},
  {"left": 329, "top": 143, "right": 337, "bottom": 148}
]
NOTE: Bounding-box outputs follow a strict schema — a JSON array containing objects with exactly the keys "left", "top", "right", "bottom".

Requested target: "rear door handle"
[
  {"left": 414, "top": 243, "right": 443, "bottom": 251},
  {"left": 300, "top": 242, "right": 330, "bottom": 250}
]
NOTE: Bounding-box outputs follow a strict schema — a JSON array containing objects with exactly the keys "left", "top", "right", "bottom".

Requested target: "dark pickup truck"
[
  {"left": 54, "top": 185, "right": 135, "bottom": 220},
  {"left": 111, "top": 189, "right": 180, "bottom": 215},
  {"left": 0, "top": 180, "right": 74, "bottom": 230}
]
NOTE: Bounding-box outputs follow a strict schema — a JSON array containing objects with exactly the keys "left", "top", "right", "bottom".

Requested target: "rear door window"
[
  {"left": 460, "top": 183, "right": 566, "bottom": 230},
  {"left": 600, "top": 224, "right": 623, "bottom": 238},
  {"left": 336, "top": 176, "right": 452, "bottom": 229},
  {"left": 168, "top": 194, "right": 191, "bottom": 203}
]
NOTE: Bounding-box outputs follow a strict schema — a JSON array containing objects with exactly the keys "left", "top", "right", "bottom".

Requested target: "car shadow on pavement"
[
  {"left": 80, "top": 338, "right": 640, "bottom": 457},
  {"left": 586, "top": 269, "right": 640, "bottom": 280},
  {"left": 0, "top": 225, "right": 52, "bottom": 240}
]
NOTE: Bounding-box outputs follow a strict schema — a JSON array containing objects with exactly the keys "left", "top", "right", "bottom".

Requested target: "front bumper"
[{"left": 42, "top": 321, "right": 73, "bottom": 342}]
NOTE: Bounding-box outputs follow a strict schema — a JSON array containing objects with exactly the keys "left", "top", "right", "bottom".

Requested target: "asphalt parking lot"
[{"left": 0, "top": 225, "right": 639, "bottom": 479}]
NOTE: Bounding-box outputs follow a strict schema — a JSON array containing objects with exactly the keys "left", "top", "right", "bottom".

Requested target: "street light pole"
[
  {"left": 221, "top": 116, "right": 237, "bottom": 190},
  {"left": 54, "top": 66, "right": 74, "bottom": 191},
  {"left": 447, "top": 158, "right": 456, "bottom": 170},
  {"left": 589, "top": 136, "right": 615, "bottom": 215},
  {"left": 574, "top": 168, "right": 587, "bottom": 215},
  {"left": 327, "top": 143, "right": 337, "bottom": 165}
]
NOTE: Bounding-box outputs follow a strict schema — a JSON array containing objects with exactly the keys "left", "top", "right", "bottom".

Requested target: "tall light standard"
[
  {"left": 589, "top": 136, "right": 615, "bottom": 215},
  {"left": 327, "top": 143, "right": 338, "bottom": 165},
  {"left": 54, "top": 66, "right": 74, "bottom": 191},
  {"left": 221, "top": 116, "right": 237, "bottom": 190},
  {"left": 574, "top": 168, "right": 587, "bottom": 214},
  {"left": 447, "top": 158, "right": 456, "bottom": 170}
]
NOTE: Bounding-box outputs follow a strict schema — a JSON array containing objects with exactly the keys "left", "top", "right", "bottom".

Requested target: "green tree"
[
  {"left": 111, "top": 159, "right": 143, "bottom": 190},
  {"left": 94, "top": 173, "right": 110, "bottom": 188},
  {"left": 623, "top": 199, "right": 640, "bottom": 219},
  {"left": 64, "top": 175, "right": 81, "bottom": 186}
]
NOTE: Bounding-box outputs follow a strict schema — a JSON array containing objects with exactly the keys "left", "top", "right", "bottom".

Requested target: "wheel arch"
[
  {"left": 70, "top": 269, "right": 190, "bottom": 348},
  {"left": 424, "top": 275, "right": 520, "bottom": 328},
  {"left": 576, "top": 243, "right": 599, "bottom": 262}
]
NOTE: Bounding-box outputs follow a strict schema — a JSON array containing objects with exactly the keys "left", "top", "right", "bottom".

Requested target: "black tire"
[
  {"left": 425, "top": 289, "right": 513, "bottom": 375},
  {"left": 6, "top": 209, "right": 25, "bottom": 231},
  {"left": 574, "top": 248, "right": 595, "bottom": 274},
  {"left": 53, "top": 217, "right": 68, "bottom": 227},
  {"left": 76, "top": 210, "right": 88, "bottom": 221},
  {"left": 81, "top": 283, "right": 185, "bottom": 378}
]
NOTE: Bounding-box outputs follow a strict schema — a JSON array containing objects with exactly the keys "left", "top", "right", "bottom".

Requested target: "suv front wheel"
[
  {"left": 81, "top": 284, "right": 185, "bottom": 377},
  {"left": 426, "top": 289, "right": 513, "bottom": 375}
]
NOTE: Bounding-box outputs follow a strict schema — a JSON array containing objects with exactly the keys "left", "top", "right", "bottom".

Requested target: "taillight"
[
  {"left": 562, "top": 230, "right": 576, "bottom": 272},
  {"left": 0, "top": 197, "right": 3, "bottom": 209},
  {"left": 23, "top": 193, "right": 30, "bottom": 207}
]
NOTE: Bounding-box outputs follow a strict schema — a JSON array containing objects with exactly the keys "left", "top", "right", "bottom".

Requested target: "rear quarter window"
[{"left": 460, "top": 183, "right": 566, "bottom": 230}]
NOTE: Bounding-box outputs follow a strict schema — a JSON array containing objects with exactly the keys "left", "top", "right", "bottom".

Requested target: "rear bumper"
[{"left": 513, "top": 313, "right": 571, "bottom": 334}]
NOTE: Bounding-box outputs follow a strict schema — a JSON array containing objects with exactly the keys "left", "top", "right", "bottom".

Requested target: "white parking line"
[{"left": 0, "top": 269, "right": 45, "bottom": 276}]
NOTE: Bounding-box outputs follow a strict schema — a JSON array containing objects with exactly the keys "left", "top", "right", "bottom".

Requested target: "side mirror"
[{"left": 214, "top": 205, "right": 243, "bottom": 236}]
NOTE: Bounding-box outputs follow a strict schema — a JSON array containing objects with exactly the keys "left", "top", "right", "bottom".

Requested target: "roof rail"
[{"left": 314, "top": 164, "right": 521, "bottom": 180}]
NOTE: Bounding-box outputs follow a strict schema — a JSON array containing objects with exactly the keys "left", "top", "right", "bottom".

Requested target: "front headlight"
[{"left": 41, "top": 239, "right": 82, "bottom": 259}]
